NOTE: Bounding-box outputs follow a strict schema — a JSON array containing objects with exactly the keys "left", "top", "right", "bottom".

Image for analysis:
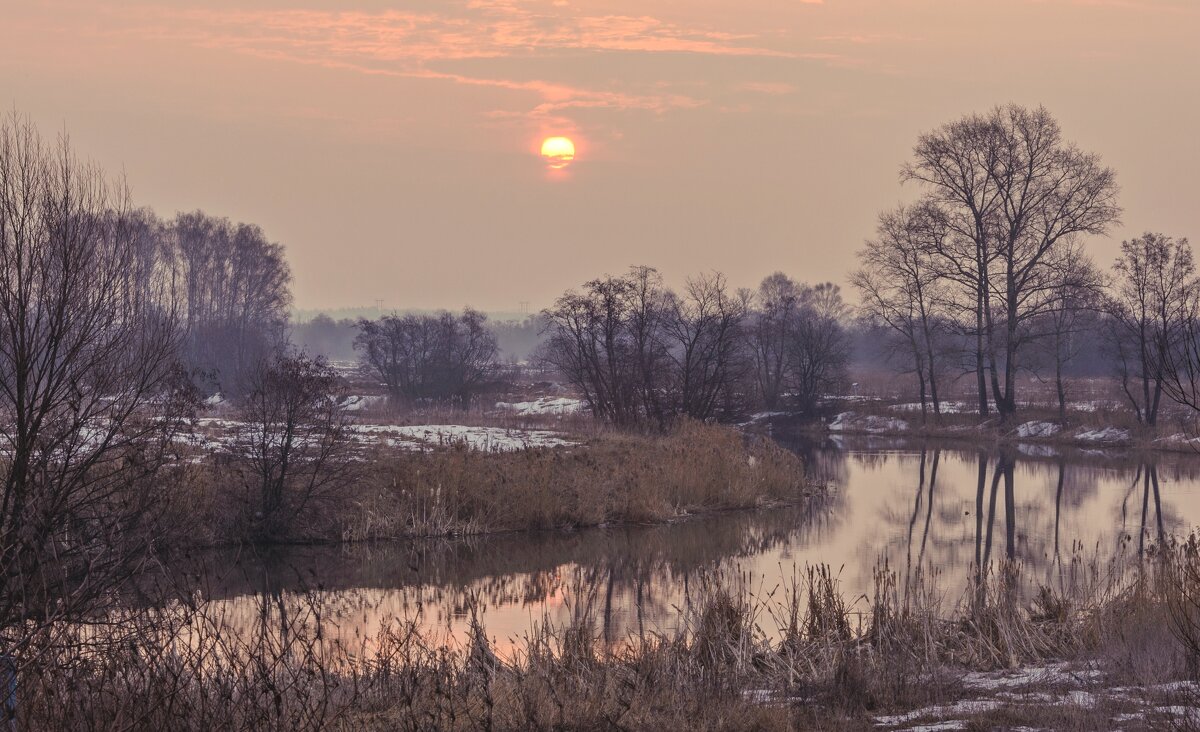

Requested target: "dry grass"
[
  {"left": 18, "top": 542, "right": 1200, "bottom": 731},
  {"left": 167, "top": 420, "right": 813, "bottom": 545}
]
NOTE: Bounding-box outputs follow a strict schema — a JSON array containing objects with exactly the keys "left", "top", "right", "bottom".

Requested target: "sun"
[{"left": 540, "top": 136, "right": 576, "bottom": 170}]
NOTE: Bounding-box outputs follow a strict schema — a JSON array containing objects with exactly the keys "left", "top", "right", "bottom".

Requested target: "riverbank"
[{"left": 169, "top": 420, "right": 816, "bottom": 547}]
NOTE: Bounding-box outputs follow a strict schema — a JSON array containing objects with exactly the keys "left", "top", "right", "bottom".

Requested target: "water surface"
[{"left": 199, "top": 436, "right": 1200, "bottom": 652}]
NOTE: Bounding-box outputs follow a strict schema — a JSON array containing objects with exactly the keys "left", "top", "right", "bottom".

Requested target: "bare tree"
[
  {"left": 852, "top": 204, "right": 949, "bottom": 421},
  {"left": 983, "top": 106, "right": 1120, "bottom": 420},
  {"left": 903, "top": 114, "right": 1005, "bottom": 418},
  {"left": 541, "top": 269, "right": 661, "bottom": 428},
  {"left": 748, "top": 273, "right": 799, "bottom": 410},
  {"left": 663, "top": 272, "right": 747, "bottom": 421},
  {"left": 624, "top": 266, "right": 674, "bottom": 428},
  {"left": 0, "top": 113, "right": 191, "bottom": 653},
  {"left": 787, "top": 283, "right": 851, "bottom": 414},
  {"left": 543, "top": 266, "right": 753, "bottom": 428},
  {"left": 1113, "top": 234, "right": 1198, "bottom": 425},
  {"left": 229, "top": 353, "right": 354, "bottom": 541}
]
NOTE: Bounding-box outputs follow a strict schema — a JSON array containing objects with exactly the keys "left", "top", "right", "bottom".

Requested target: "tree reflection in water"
[{"left": 184, "top": 436, "right": 1200, "bottom": 652}]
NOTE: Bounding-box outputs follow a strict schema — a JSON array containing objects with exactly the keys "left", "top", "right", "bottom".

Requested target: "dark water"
[{"left": 197, "top": 436, "right": 1200, "bottom": 653}]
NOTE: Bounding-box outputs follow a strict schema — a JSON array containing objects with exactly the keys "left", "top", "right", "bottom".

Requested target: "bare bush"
[
  {"left": 355, "top": 309, "right": 499, "bottom": 409},
  {"left": 226, "top": 354, "right": 355, "bottom": 542}
]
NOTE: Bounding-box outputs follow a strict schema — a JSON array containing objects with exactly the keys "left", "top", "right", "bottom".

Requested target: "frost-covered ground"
[
  {"left": 888, "top": 400, "right": 1118, "bottom": 416},
  {"left": 823, "top": 411, "right": 1150, "bottom": 450},
  {"left": 890, "top": 401, "right": 971, "bottom": 414}
]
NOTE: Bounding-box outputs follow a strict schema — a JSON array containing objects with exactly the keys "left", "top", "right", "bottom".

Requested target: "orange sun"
[{"left": 540, "top": 136, "right": 576, "bottom": 169}]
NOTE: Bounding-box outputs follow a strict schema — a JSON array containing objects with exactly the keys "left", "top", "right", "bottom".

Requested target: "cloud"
[{"left": 91, "top": 3, "right": 837, "bottom": 125}]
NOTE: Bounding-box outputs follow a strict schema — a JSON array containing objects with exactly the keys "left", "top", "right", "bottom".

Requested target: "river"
[{"left": 193, "top": 435, "right": 1200, "bottom": 655}]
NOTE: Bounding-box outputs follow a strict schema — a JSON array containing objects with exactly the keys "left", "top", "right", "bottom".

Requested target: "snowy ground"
[
  {"left": 890, "top": 401, "right": 971, "bottom": 415},
  {"left": 869, "top": 663, "right": 1198, "bottom": 731},
  {"left": 189, "top": 418, "right": 576, "bottom": 454},
  {"left": 346, "top": 423, "right": 576, "bottom": 451}
]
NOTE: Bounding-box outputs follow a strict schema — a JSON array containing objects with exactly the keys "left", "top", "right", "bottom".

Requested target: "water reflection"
[{"left": 195, "top": 438, "right": 1200, "bottom": 651}]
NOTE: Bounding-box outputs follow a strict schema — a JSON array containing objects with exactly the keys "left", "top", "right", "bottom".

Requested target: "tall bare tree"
[
  {"left": 170, "top": 211, "right": 291, "bottom": 395},
  {"left": 983, "top": 106, "right": 1120, "bottom": 419},
  {"left": 1038, "top": 240, "right": 1103, "bottom": 423},
  {"left": 903, "top": 113, "right": 1005, "bottom": 417},
  {"left": 904, "top": 105, "right": 1120, "bottom": 421}
]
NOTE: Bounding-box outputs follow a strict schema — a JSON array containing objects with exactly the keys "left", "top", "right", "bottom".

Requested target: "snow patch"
[
  {"left": 494, "top": 397, "right": 585, "bottom": 416},
  {"left": 1015, "top": 421, "right": 1060, "bottom": 439},
  {"left": 829, "top": 412, "right": 909, "bottom": 434},
  {"left": 348, "top": 423, "right": 576, "bottom": 452},
  {"left": 889, "top": 401, "right": 968, "bottom": 414},
  {"left": 340, "top": 395, "right": 386, "bottom": 412},
  {"left": 1017, "top": 444, "right": 1060, "bottom": 458},
  {"left": 874, "top": 701, "right": 1001, "bottom": 727},
  {"left": 961, "top": 663, "right": 1100, "bottom": 691},
  {"left": 1156, "top": 433, "right": 1200, "bottom": 449},
  {"left": 1074, "top": 426, "right": 1131, "bottom": 443}
]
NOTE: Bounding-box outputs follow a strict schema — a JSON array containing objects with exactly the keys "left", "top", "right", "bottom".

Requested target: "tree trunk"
[{"left": 1056, "top": 355, "right": 1067, "bottom": 425}]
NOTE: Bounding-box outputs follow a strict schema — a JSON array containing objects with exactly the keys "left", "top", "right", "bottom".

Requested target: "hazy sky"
[{"left": 5, "top": 0, "right": 1199, "bottom": 311}]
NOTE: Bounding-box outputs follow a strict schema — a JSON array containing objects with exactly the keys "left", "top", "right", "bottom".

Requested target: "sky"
[{"left": 4, "top": 0, "right": 1199, "bottom": 312}]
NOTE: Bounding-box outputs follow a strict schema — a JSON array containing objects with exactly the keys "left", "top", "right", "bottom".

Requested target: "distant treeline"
[
  {"left": 33, "top": 207, "right": 293, "bottom": 399},
  {"left": 291, "top": 313, "right": 548, "bottom": 362}
]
